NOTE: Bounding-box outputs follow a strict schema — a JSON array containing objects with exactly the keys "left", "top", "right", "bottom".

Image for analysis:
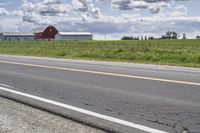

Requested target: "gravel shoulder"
[{"left": 0, "top": 96, "right": 106, "bottom": 133}]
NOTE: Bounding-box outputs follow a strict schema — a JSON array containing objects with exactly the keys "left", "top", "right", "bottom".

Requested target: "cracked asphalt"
[
  {"left": 0, "top": 55, "right": 200, "bottom": 133},
  {"left": 0, "top": 96, "right": 106, "bottom": 133}
]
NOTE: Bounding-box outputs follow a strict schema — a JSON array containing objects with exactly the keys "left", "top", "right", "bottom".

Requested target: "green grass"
[{"left": 0, "top": 39, "right": 200, "bottom": 67}]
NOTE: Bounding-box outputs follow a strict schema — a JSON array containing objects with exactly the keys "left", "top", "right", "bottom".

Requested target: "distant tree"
[
  {"left": 172, "top": 32, "right": 178, "bottom": 39},
  {"left": 148, "top": 36, "right": 154, "bottom": 40},
  {"left": 166, "top": 31, "right": 171, "bottom": 39},
  {"left": 141, "top": 36, "right": 144, "bottom": 40},
  {"left": 145, "top": 36, "right": 147, "bottom": 40},
  {"left": 196, "top": 35, "right": 200, "bottom": 39},
  {"left": 160, "top": 35, "right": 170, "bottom": 39},
  {"left": 170, "top": 31, "right": 178, "bottom": 39},
  {"left": 121, "top": 36, "right": 133, "bottom": 40},
  {"left": 121, "top": 36, "right": 141, "bottom": 40},
  {"left": 182, "top": 33, "right": 186, "bottom": 40},
  {"left": 133, "top": 37, "right": 140, "bottom": 40},
  {"left": 160, "top": 31, "right": 178, "bottom": 39}
]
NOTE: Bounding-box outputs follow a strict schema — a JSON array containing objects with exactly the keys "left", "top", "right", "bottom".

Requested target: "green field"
[{"left": 0, "top": 39, "right": 200, "bottom": 67}]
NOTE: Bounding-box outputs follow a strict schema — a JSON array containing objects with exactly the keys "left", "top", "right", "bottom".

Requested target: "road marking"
[
  {"left": 2, "top": 55, "right": 200, "bottom": 73},
  {"left": 0, "top": 83, "right": 14, "bottom": 88},
  {"left": 0, "top": 86, "right": 168, "bottom": 133},
  {"left": 0, "top": 60, "right": 200, "bottom": 86}
]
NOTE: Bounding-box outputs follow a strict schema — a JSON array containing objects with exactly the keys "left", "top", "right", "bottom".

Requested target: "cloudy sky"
[{"left": 0, "top": 0, "right": 200, "bottom": 39}]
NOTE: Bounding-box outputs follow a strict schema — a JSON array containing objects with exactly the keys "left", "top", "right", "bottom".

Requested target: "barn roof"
[
  {"left": 57, "top": 32, "right": 92, "bottom": 36},
  {"left": 1, "top": 32, "right": 34, "bottom": 36},
  {"left": 33, "top": 25, "right": 58, "bottom": 33}
]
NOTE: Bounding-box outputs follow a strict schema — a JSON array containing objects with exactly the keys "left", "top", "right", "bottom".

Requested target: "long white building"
[
  {"left": 0, "top": 26, "right": 93, "bottom": 41},
  {"left": 55, "top": 32, "right": 93, "bottom": 41},
  {"left": 0, "top": 32, "right": 34, "bottom": 41}
]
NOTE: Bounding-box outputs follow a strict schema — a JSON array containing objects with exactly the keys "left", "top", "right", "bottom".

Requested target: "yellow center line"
[{"left": 0, "top": 60, "right": 200, "bottom": 86}]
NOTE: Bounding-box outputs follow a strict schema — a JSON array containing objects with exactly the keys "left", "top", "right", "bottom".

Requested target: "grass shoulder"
[{"left": 0, "top": 39, "right": 200, "bottom": 68}]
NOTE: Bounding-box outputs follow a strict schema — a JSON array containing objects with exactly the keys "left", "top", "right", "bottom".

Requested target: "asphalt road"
[{"left": 0, "top": 55, "right": 200, "bottom": 133}]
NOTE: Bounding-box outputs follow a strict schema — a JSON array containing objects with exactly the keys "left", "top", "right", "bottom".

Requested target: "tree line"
[{"left": 121, "top": 31, "right": 200, "bottom": 40}]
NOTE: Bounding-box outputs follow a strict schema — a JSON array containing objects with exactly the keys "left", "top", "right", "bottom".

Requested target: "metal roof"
[
  {"left": 32, "top": 25, "right": 57, "bottom": 33},
  {"left": 57, "top": 32, "right": 92, "bottom": 36},
  {"left": 1, "top": 32, "right": 34, "bottom": 36}
]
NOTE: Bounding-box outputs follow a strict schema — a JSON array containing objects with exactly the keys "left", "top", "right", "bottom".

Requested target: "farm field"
[{"left": 0, "top": 39, "right": 200, "bottom": 67}]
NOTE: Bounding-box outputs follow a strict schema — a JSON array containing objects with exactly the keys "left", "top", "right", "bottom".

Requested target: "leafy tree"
[
  {"left": 196, "top": 35, "right": 200, "bottom": 39},
  {"left": 121, "top": 36, "right": 140, "bottom": 40},
  {"left": 148, "top": 36, "right": 154, "bottom": 40},
  {"left": 121, "top": 36, "right": 133, "bottom": 40},
  {"left": 182, "top": 33, "right": 186, "bottom": 40},
  {"left": 172, "top": 32, "right": 178, "bottom": 39},
  {"left": 160, "top": 35, "right": 167, "bottom": 39},
  {"left": 160, "top": 31, "right": 178, "bottom": 39},
  {"left": 133, "top": 37, "right": 140, "bottom": 40}
]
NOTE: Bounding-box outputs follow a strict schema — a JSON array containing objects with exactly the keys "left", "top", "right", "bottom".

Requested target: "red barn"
[{"left": 34, "top": 25, "right": 58, "bottom": 40}]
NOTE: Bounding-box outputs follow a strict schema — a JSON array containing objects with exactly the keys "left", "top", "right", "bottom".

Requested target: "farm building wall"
[
  {"left": 0, "top": 26, "right": 93, "bottom": 41},
  {"left": 0, "top": 33, "right": 34, "bottom": 41},
  {"left": 4, "top": 36, "right": 34, "bottom": 41},
  {"left": 34, "top": 25, "right": 58, "bottom": 40}
]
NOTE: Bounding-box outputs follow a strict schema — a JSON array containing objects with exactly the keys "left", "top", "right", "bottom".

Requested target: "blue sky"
[{"left": 0, "top": 0, "right": 200, "bottom": 39}]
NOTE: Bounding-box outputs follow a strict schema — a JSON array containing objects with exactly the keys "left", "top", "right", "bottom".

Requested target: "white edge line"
[
  {"left": 0, "top": 83, "right": 14, "bottom": 88},
  {"left": 0, "top": 86, "right": 168, "bottom": 133}
]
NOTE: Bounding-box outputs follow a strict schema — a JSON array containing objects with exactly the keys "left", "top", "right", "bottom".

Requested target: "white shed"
[
  {"left": 0, "top": 32, "right": 34, "bottom": 41},
  {"left": 55, "top": 32, "right": 92, "bottom": 41}
]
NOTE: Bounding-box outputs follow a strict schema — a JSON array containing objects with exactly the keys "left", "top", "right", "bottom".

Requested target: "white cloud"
[
  {"left": 21, "top": 0, "right": 101, "bottom": 25},
  {"left": 22, "top": 0, "right": 72, "bottom": 16},
  {"left": 0, "top": 18, "right": 21, "bottom": 32},
  {"left": 0, "top": 2, "right": 12, "bottom": 6},
  {"left": 71, "top": 0, "right": 101, "bottom": 18},
  {"left": 171, "top": 5, "right": 187, "bottom": 17},
  {"left": 0, "top": 0, "right": 200, "bottom": 39},
  {"left": 0, "top": 8, "right": 9, "bottom": 16},
  {"left": 110, "top": 0, "right": 187, "bottom": 13},
  {"left": 10, "top": 10, "right": 24, "bottom": 16}
]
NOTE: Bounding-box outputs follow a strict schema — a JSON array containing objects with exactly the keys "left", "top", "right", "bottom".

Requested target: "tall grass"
[{"left": 0, "top": 39, "right": 200, "bottom": 67}]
